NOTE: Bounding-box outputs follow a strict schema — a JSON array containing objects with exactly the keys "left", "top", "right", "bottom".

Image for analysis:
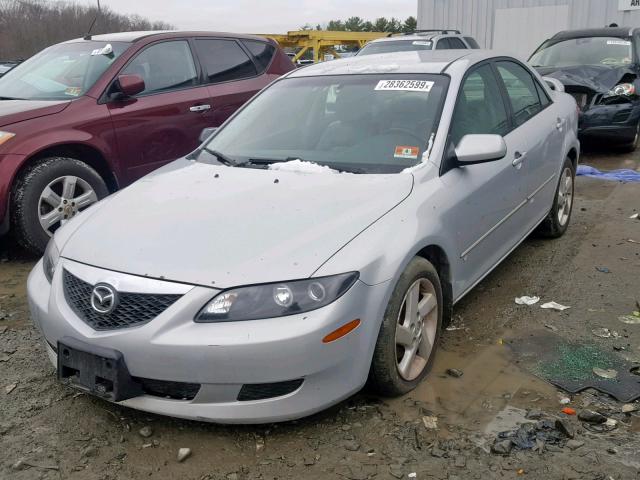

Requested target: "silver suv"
[{"left": 357, "top": 29, "right": 480, "bottom": 56}]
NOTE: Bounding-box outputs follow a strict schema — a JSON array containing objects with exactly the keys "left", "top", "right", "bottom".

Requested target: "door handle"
[
  {"left": 512, "top": 151, "right": 527, "bottom": 168},
  {"left": 190, "top": 104, "right": 211, "bottom": 112}
]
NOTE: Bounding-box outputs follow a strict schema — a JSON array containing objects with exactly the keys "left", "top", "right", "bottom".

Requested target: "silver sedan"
[{"left": 27, "top": 50, "right": 579, "bottom": 423}]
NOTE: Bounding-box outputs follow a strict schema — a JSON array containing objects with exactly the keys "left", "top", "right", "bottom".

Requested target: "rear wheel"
[
  {"left": 369, "top": 257, "right": 442, "bottom": 396},
  {"left": 12, "top": 157, "right": 108, "bottom": 254},
  {"left": 536, "top": 157, "right": 575, "bottom": 238}
]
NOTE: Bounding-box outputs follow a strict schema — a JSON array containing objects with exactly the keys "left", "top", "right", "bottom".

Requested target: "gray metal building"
[{"left": 417, "top": 0, "right": 640, "bottom": 59}]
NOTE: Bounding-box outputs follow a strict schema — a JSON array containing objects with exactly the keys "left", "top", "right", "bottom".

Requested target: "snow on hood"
[
  {"left": 268, "top": 159, "right": 340, "bottom": 174},
  {"left": 536, "top": 64, "right": 637, "bottom": 93},
  {"left": 61, "top": 159, "right": 414, "bottom": 288}
]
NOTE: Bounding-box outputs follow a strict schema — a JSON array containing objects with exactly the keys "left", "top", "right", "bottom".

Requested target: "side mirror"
[
  {"left": 454, "top": 134, "right": 507, "bottom": 165},
  {"left": 543, "top": 77, "right": 564, "bottom": 92},
  {"left": 116, "top": 74, "right": 145, "bottom": 98},
  {"left": 199, "top": 127, "right": 218, "bottom": 143}
]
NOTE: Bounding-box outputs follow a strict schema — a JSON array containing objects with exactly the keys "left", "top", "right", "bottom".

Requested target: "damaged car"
[
  {"left": 27, "top": 50, "right": 579, "bottom": 423},
  {"left": 530, "top": 27, "right": 640, "bottom": 150}
]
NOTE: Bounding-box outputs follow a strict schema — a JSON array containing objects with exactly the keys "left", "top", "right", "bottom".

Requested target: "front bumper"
[
  {"left": 27, "top": 258, "right": 389, "bottom": 423},
  {"left": 579, "top": 102, "right": 640, "bottom": 142}
]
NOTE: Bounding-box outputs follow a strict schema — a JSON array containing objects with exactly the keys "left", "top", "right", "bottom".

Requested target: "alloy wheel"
[
  {"left": 38, "top": 175, "right": 98, "bottom": 236},
  {"left": 556, "top": 167, "right": 573, "bottom": 227},
  {"left": 395, "top": 278, "right": 438, "bottom": 381}
]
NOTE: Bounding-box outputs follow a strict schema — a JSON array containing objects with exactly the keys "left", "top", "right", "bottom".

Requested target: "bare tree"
[{"left": 0, "top": 0, "right": 174, "bottom": 59}]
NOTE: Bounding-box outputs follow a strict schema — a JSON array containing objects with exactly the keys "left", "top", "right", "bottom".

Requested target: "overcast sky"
[{"left": 82, "top": 0, "right": 417, "bottom": 33}]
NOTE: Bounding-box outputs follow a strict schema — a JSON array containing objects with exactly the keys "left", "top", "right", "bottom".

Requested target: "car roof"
[
  {"left": 287, "top": 50, "right": 493, "bottom": 77},
  {"left": 369, "top": 32, "right": 464, "bottom": 44},
  {"left": 551, "top": 26, "right": 636, "bottom": 41},
  {"left": 64, "top": 30, "right": 270, "bottom": 44}
]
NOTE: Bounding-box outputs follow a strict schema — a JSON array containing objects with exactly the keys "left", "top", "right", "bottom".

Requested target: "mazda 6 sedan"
[{"left": 27, "top": 50, "right": 579, "bottom": 423}]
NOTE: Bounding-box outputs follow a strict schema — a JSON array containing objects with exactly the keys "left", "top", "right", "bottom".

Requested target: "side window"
[
  {"left": 495, "top": 61, "right": 543, "bottom": 126},
  {"left": 535, "top": 80, "right": 551, "bottom": 107},
  {"left": 195, "top": 39, "right": 257, "bottom": 84},
  {"left": 448, "top": 38, "right": 467, "bottom": 49},
  {"left": 241, "top": 40, "right": 275, "bottom": 74},
  {"left": 435, "top": 38, "right": 451, "bottom": 50},
  {"left": 450, "top": 64, "right": 510, "bottom": 145},
  {"left": 121, "top": 41, "right": 197, "bottom": 95},
  {"left": 464, "top": 37, "right": 481, "bottom": 49}
]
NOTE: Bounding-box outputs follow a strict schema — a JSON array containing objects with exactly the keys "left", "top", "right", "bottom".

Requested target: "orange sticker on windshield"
[{"left": 394, "top": 146, "right": 419, "bottom": 160}]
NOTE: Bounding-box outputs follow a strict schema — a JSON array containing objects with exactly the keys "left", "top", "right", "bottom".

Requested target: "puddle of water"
[{"left": 388, "top": 341, "right": 559, "bottom": 433}]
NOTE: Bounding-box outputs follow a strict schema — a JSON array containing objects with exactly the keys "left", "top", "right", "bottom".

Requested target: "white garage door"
[{"left": 493, "top": 5, "right": 570, "bottom": 60}]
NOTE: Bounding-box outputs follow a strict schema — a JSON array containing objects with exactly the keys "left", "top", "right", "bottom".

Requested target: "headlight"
[
  {"left": 195, "top": 272, "right": 359, "bottom": 322},
  {"left": 0, "top": 131, "right": 16, "bottom": 146},
  {"left": 43, "top": 238, "right": 60, "bottom": 283},
  {"left": 605, "top": 83, "right": 635, "bottom": 97}
]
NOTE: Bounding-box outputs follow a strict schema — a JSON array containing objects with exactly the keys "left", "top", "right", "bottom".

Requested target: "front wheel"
[
  {"left": 12, "top": 157, "right": 108, "bottom": 254},
  {"left": 621, "top": 121, "right": 640, "bottom": 152},
  {"left": 536, "top": 157, "right": 575, "bottom": 238},
  {"left": 369, "top": 257, "right": 443, "bottom": 396}
]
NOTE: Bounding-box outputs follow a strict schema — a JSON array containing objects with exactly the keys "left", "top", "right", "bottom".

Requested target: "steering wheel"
[{"left": 386, "top": 127, "right": 426, "bottom": 145}]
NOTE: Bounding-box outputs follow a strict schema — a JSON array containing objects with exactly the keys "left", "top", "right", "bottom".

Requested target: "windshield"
[
  {"left": 200, "top": 74, "right": 448, "bottom": 174},
  {"left": 530, "top": 36, "right": 634, "bottom": 68},
  {"left": 0, "top": 41, "right": 129, "bottom": 100},
  {"left": 357, "top": 40, "right": 433, "bottom": 56}
]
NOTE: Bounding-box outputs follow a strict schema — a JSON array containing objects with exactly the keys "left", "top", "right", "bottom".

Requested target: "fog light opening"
[{"left": 322, "top": 319, "right": 361, "bottom": 343}]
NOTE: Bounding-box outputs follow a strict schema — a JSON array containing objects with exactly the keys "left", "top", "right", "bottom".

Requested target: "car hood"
[
  {"left": 0, "top": 99, "right": 70, "bottom": 127},
  {"left": 535, "top": 65, "right": 637, "bottom": 93},
  {"left": 61, "top": 159, "right": 414, "bottom": 288}
]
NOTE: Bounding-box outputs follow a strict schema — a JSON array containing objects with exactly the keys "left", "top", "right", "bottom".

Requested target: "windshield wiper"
[
  {"left": 203, "top": 148, "right": 236, "bottom": 166},
  {"left": 240, "top": 157, "right": 365, "bottom": 174}
]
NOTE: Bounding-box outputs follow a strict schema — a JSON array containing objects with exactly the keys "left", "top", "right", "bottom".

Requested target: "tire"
[
  {"left": 620, "top": 121, "right": 640, "bottom": 152},
  {"left": 536, "top": 157, "right": 575, "bottom": 238},
  {"left": 12, "top": 157, "right": 108, "bottom": 255},
  {"left": 369, "top": 257, "right": 443, "bottom": 396}
]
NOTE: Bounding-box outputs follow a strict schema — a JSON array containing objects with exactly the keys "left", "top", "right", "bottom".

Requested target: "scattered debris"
[
  {"left": 541, "top": 302, "right": 571, "bottom": 311},
  {"left": 525, "top": 409, "right": 543, "bottom": 420},
  {"left": 578, "top": 410, "right": 607, "bottom": 424},
  {"left": 593, "top": 367, "right": 618, "bottom": 379},
  {"left": 595, "top": 266, "right": 611, "bottom": 274},
  {"left": 446, "top": 368, "right": 463, "bottom": 378},
  {"left": 515, "top": 296, "right": 540, "bottom": 306},
  {"left": 621, "top": 403, "right": 639, "bottom": 413},
  {"left": 555, "top": 419, "right": 574, "bottom": 439},
  {"left": 5, "top": 383, "right": 17, "bottom": 394},
  {"left": 566, "top": 440, "right": 585, "bottom": 450},
  {"left": 408, "top": 473, "right": 417, "bottom": 479},
  {"left": 559, "top": 397, "right": 571, "bottom": 405},
  {"left": 177, "top": 448, "right": 192, "bottom": 462},
  {"left": 421, "top": 415, "right": 438, "bottom": 430},
  {"left": 592, "top": 328, "right": 619, "bottom": 338},
  {"left": 561, "top": 407, "right": 576, "bottom": 415},
  {"left": 138, "top": 426, "right": 153, "bottom": 438},
  {"left": 545, "top": 324, "right": 558, "bottom": 332},
  {"left": 255, "top": 435, "right": 265, "bottom": 452},
  {"left": 491, "top": 439, "right": 513, "bottom": 455},
  {"left": 619, "top": 312, "right": 640, "bottom": 324},
  {"left": 630, "top": 213, "right": 639, "bottom": 219},
  {"left": 628, "top": 238, "right": 639, "bottom": 244}
]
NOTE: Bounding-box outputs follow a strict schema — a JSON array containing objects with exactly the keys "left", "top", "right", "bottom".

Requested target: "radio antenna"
[{"left": 84, "top": 0, "right": 101, "bottom": 40}]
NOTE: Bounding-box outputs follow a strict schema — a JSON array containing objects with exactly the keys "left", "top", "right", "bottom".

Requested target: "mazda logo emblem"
[{"left": 90, "top": 283, "right": 118, "bottom": 314}]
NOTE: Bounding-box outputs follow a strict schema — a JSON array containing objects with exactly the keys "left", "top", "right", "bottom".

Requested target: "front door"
[
  {"left": 440, "top": 63, "right": 528, "bottom": 296},
  {"left": 107, "top": 40, "right": 214, "bottom": 184}
]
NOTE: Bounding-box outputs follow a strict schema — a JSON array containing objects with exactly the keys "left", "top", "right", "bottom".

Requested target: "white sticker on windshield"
[
  {"left": 375, "top": 80, "right": 434, "bottom": 92},
  {"left": 91, "top": 43, "right": 114, "bottom": 56},
  {"left": 412, "top": 41, "right": 432, "bottom": 46},
  {"left": 607, "top": 40, "right": 631, "bottom": 46}
]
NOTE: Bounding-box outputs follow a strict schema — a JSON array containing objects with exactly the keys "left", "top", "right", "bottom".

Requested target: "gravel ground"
[{"left": 0, "top": 148, "right": 639, "bottom": 480}]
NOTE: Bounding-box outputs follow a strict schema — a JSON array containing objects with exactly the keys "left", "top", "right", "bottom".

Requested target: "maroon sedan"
[{"left": 0, "top": 31, "right": 294, "bottom": 253}]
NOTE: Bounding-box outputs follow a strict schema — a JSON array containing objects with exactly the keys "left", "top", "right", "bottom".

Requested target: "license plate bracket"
[{"left": 57, "top": 336, "right": 143, "bottom": 402}]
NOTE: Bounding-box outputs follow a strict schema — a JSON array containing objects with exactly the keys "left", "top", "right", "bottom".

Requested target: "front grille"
[
  {"left": 133, "top": 377, "right": 200, "bottom": 400},
  {"left": 237, "top": 379, "right": 304, "bottom": 401},
  {"left": 63, "top": 270, "right": 182, "bottom": 331}
]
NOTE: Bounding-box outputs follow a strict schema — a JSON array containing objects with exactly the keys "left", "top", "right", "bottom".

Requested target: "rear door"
[
  {"left": 107, "top": 39, "right": 213, "bottom": 183},
  {"left": 194, "top": 38, "right": 273, "bottom": 126},
  {"left": 494, "top": 60, "right": 561, "bottom": 228},
  {"left": 441, "top": 63, "right": 528, "bottom": 290}
]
